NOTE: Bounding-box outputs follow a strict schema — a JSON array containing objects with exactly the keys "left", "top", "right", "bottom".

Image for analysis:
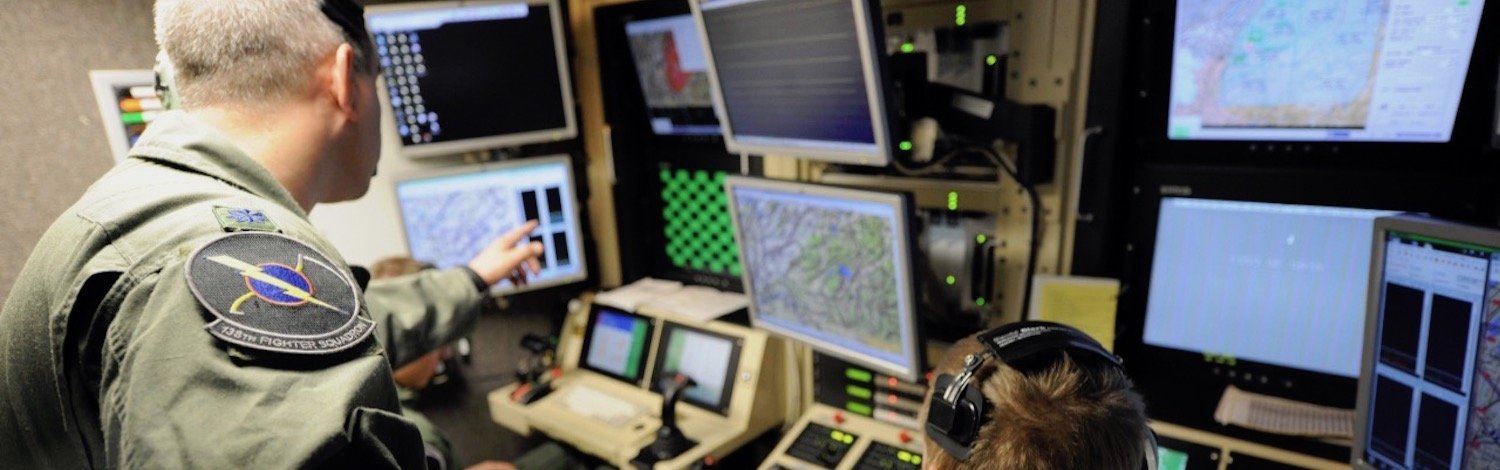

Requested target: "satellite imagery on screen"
[
  {"left": 737, "top": 195, "right": 902, "bottom": 355},
  {"left": 401, "top": 188, "right": 521, "bottom": 270},
  {"left": 627, "top": 26, "right": 714, "bottom": 110},
  {"left": 1171, "top": 0, "right": 1387, "bottom": 129}
]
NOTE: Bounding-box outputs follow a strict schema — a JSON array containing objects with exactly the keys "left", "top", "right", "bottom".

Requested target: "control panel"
[
  {"left": 813, "top": 353, "right": 929, "bottom": 430},
  {"left": 761, "top": 403, "right": 924, "bottom": 470},
  {"left": 853, "top": 441, "right": 924, "bottom": 470}
]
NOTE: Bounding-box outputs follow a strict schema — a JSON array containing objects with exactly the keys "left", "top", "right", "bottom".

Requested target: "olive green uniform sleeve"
[
  {"left": 363, "top": 268, "right": 487, "bottom": 369},
  {"left": 100, "top": 260, "right": 426, "bottom": 468}
]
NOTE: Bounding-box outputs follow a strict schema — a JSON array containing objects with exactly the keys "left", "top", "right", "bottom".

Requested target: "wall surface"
[{"left": 0, "top": 0, "right": 159, "bottom": 305}]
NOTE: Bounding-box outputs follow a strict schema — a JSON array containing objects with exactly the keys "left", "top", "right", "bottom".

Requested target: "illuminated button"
[
  {"left": 833, "top": 412, "right": 846, "bottom": 424},
  {"left": 898, "top": 451, "right": 912, "bottom": 463},
  {"left": 899, "top": 431, "right": 912, "bottom": 444}
]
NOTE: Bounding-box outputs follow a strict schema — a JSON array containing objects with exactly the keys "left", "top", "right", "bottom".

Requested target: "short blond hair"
[
  {"left": 153, "top": 0, "right": 375, "bottom": 108},
  {"left": 921, "top": 336, "right": 1150, "bottom": 470}
]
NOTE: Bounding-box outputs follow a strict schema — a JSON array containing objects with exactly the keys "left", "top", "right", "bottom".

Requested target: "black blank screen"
[{"left": 1378, "top": 283, "right": 1423, "bottom": 374}]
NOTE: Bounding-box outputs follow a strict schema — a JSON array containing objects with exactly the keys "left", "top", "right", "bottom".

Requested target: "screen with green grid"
[{"left": 660, "top": 167, "right": 741, "bottom": 277}]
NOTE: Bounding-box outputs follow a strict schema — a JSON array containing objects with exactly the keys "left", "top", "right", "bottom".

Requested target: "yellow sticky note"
[{"left": 1028, "top": 276, "right": 1120, "bottom": 351}]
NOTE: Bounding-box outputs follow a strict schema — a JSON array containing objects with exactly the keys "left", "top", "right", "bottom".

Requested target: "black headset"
[{"left": 924, "top": 321, "right": 1158, "bottom": 469}]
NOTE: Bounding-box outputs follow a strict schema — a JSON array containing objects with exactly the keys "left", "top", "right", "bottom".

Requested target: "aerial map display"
[
  {"left": 1168, "top": 0, "right": 1486, "bottom": 143},
  {"left": 395, "top": 159, "right": 585, "bottom": 293},
  {"left": 626, "top": 15, "right": 713, "bottom": 112},
  {"left": 732, "top": 187, "right": 908, "bottom": 367},
  {"left": 400, "top": 184, "right": 519, "bottom": 270},
  {"left": 1464, "top": 266, "right": 1500, "bottom": 467}
]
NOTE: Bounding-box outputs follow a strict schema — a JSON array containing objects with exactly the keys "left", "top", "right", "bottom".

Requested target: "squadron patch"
[
  {"left": 213, "top": 206, "right": 279, "bottom": 232},
  {"left": 184, "top": 232, "right": 373, "bottom": 354}
]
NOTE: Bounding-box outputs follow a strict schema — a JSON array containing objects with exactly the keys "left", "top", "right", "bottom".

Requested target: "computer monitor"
[
  {"left": 650, "top": 322, "right": 742, "bottom": 414},
  {"left": 625, "top": 13, "right": 720, "bottom": 136},
  {"left": 1167, "top": 1, "right": 1488, "bottom": 143},
  {"left": 1354, "top": 215, "right": 1500, "bottom": 470},
  {"left": 725, "top": 176, "right": 922, "bottom": 381},
  {"left": 393, "top": 155, "right": 587, "bottom": 294},
  {"left": 366, "top": 0, "right": 577, "bottom": 158},
  {"left": 1144, "top": 198, "right": 1397, "bottom": 379},
  {"left": 692, "top": 0, "right": 893, "bottom": 166},
  {"left": 580, "top": 305, "right": 656, "bottom": 385}
]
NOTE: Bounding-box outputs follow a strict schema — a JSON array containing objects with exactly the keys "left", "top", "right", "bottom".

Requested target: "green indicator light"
[
  {"left": 659, "top": 169, "right": 671, "bottom": 182},
  {"left": 843, "top": 435, "right": 854, "bottom": 444},
  {"left": 945, "top": 275, "right": 957, "bottom": 285},
  {"left": 900, "top": 42, "right": 915, "bottom": 53},
  {"left": 913, "top": 455, "right": 922, "bottom": 465},
  {"left": 976, "top": 234, "right": 988, "bottom": 244},
  {"left": 898, "top": 451, "right": 913, "bottom": 463},
  {"left": 986, "top": 54, "right": 998, "bottom": 66},
  {"left": 955, "top": 5, "right": 967, "bottom": 26},
  {"left": 976, "top": 297, "right": 986, "bottom": 306},
  {"left": 846, "top": 385, "right": 873, "bottom": 399},
  {"left": 947, "top": 191, "right": 959, "bottom": 211},
  {"left": 899, "top": 140, "right": 913, "bottom": 151},
  {"left": 845, "top": 368, "right": 873, "bottom": 383}
]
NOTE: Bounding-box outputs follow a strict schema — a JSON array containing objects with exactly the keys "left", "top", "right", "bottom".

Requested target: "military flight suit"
[{"left": 0, "top": 111, "right": 487, "bottom": 468}]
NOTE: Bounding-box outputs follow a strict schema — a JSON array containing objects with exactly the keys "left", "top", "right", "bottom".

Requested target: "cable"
[
  {"left": 973, "top": 145, "right": 1041, "bottom": 321},
  {"left": 888, "top": 145, "right": 972, "bottom": 176},
  {"left": 889, "top": 140, "right": 1043, "bottom": 321}
]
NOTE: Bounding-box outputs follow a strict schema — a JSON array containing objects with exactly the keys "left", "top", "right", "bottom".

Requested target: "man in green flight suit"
[{"left": 0, "top": 0, "right": 544, "bottom": 467}]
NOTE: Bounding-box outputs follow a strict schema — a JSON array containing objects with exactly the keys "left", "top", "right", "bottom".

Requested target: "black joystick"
[{"left": 631, "top": 373, "right": 701, "bottom": 468}]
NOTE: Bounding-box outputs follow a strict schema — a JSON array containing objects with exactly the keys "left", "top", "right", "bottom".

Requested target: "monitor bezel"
[
  {"left": 1113, "top": 166, "right": 1479, "bottom": 460},
  {"left": 1352, "top": 214, "right": 1500, "bottom": 469},
  {"left": 724, "top": 175, "right": 924, "bottom": 382},
  {"left": 690, "top": 0, "right": 894, "bottom": 166},
  {"left": 1130, "top": 0, "right": 1500, "bottom": 163},
  {"left": 390, "top": 154, "right": 589, "bottom": 295},
  {"left": 579, "top": 304, "right": 658, "bottom": 386},
  {"left": 366, "top": 0, "right": 579, "bottom": 159},
  {"left": 649, "top": 321, "right": 743, "bottom": 415}
]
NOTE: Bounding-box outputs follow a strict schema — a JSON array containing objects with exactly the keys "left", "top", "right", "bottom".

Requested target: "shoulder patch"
[
  {"left": 184, "top": 232, "right": 373, "bottom": 354},
  {"left": 213, "top": 206, "right": 279, "bottom": 232}
]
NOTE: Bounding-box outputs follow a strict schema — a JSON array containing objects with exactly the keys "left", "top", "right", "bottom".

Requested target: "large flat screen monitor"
[
  {"left": 692, "top": 0, "right": 893, "bottom": 166},
  {"left": 367, "top": 0, "right": 577, "bottom": 158},
  {"left": 1167, "top": 0, "right": 1488, "bottom": 143},
  {"left": 580, "top": 305, "right": 656, "bottom": 385},
  {"left": 1354, "top": 215, "right": 1500, "bottom": 469},
  {"left": 726, "top": 176, "right": 922, "bottom": 381},
  {"left": 1145, "top": 198, "right": 1397, "bottom": 379},
  {"left": 393, "top": 155, "right": 587, "bottom": 294},
  {"left": 625, "top": 13, "right": 721, "bottom": 137},
  {"left": 650, "top": 322, "right": 742, "bottom": 414}
]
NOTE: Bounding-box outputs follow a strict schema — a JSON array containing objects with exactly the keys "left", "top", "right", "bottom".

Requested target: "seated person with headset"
[{"left": 921, "top": 321, "right": 1156, "bottom": 470}]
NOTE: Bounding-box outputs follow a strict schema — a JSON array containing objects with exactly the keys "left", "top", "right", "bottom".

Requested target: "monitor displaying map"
[
  {"left": 394, "top": 155, "right": 587, "bottom": 294},
  {"left": 1168, "top": 0, "right": 1487, "bottom": 143},
  {"left": 725, "top": 177, "right": 922, "bottom": 381},
  {"left": 625, "top": 14, "right": 720, "bottom": 136},
  {"left": 1357, "top": 216, "right": 1500, "bottom": 469}
]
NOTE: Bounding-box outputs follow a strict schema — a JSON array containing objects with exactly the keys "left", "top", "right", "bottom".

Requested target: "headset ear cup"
[{"left": 1142, "top": 429, "right": 1159, "bottom": 470}]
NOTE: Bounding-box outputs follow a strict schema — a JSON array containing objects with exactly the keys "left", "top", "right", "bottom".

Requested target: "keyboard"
[{"left": 563, "top": 385, "right": 644, "bottom": 427}]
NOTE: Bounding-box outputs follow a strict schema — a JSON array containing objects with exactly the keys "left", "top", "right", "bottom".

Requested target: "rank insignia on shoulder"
[
  {"left": 184, "top": 232, "right": 373, "bottom": 355},
  {"left": 213, "top": 206, "right": 278, "bottom": 233}
]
